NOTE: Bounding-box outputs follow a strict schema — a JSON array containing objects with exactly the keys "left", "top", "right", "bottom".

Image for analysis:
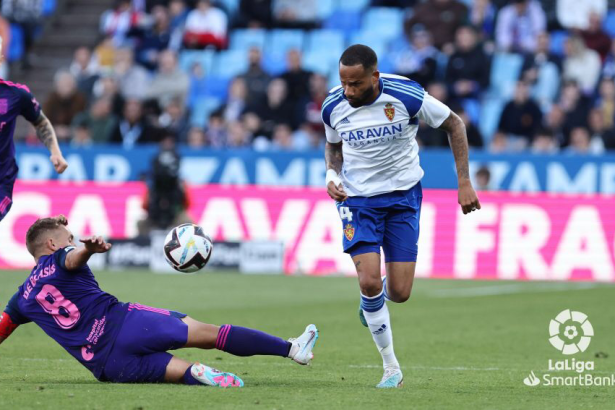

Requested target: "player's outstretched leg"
[
  {"left": 354, "top": 252, "right": 403, "bottom": 388},
  {"left": 182, "top": 317, "right": 319, "bottom": 365},
  {"left": 165, "top": 356, "right": 244, "bottom": 388}
]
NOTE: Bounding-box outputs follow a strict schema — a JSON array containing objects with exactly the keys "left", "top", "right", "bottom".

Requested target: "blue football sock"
[
  {"left": 216, "top": 325, "right": 292, "bottom": 357},
  {"left": 183, "top": 366, "right": 202, "bottom": 386}
]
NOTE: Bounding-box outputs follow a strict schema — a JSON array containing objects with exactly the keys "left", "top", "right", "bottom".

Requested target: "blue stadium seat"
[
  {"left": 7, "top": 24, "right": 24, "bottom": 62},
  {"left": 362, "top": 8, "right": 405, "bottom": 41},
  {"left": 489, "top": 53, "right": 523, "bottom": 100},
  {"left": 603, "top": 10, "right": 615, "bottom": 38},
  {"left": 217, "top": 0, "right": 239, "bottom": 16},
  {"left": 190, "top": 97, "right": 223, "bottom": 128},
  {"left": 462, "top": 99, "right": 481, "bottom": 125},
  {"left": 204, "top": 76, "right": 231, "bottom": 101},
  {"left": 42, "top": 0, "right": 56, "bottom": 16},
  {"left": 306, "top": 29, "right": 345, "bottom": 59},
  {"left": 210, "top": 50, "right": 249, "bottom": 79},
  {"left": 549, "top": 30, "right": 569, "bottom": 57},
  {"left": 179, "top": 50, "right": 215, "bottom": 74},
  {"left": 317, "top": 0, "right": 335, "bottom": 20},
  {"left": 350, "top": 31, "right": 387, "bottom": 57},
  {"left": 337, "top": 0, "right": 370, "bottom": 11},
  {"left": 303, "top": 50, "right": 336, "bottom": 76},
  {"left": 478, "top": 97, "right": 505, "bottom": 142},
  {"left": 324, "top": 10, "right": 362, "bottom": 34},
  {"left": 266, "top": 30, "right": 305, "bottom": 54},
  {"left": 262, "top": 51, "right": 288, "bottom": 76},
  {"left": 229, "top": 29, "right": 266, "bottom": 51}
]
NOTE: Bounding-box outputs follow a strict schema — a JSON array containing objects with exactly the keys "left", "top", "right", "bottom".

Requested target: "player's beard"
[{"left": 347, "top": 85, "right": 376, "bottom": 108}]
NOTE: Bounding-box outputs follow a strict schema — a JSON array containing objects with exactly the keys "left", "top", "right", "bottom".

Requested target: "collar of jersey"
[{"left": 343, "top": 78, "right": 384, "bottom": 107}]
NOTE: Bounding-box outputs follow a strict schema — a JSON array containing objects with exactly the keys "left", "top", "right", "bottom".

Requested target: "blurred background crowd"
[{"left": 2, "top": 0, "right": 615, "bottom": 155}]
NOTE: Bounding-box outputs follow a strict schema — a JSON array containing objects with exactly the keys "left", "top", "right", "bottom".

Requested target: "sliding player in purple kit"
[
  {"left": 0, "top": 41, "right": 68, "bottom": 221},
  {"left": 0, "top": 215, "right": 319, "bottom": 387}
]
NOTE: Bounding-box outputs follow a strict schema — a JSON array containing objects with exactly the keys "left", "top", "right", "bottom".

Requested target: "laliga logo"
[{"left": 549, "top": 309, "right": 593, "bottom": 355}]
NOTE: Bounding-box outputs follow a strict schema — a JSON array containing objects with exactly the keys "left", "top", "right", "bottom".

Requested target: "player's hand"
[
  {"left": 327, "top": 181, "right": 348, "bottom": 202},
  {"left": 458, "top": 180, "right": 481, "bottom": 215},
  {"left": 50, "top": 153, "right": 68, "bottom": 174},
  {"left": 80, "top": 236, "right": 112, "bottom": 253}
]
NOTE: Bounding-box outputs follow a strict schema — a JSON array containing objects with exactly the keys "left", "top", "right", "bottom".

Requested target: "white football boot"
[
  {"left": 191, "top": 362, "right": 244, "bottom": 388},
  {"left": 376, "top": 366, "right": 404, "bottom": 388},
  {"left": 288, "top": 324, "right": 319, "bottom": 365}
]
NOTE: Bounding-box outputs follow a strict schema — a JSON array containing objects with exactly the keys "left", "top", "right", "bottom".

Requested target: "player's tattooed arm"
[
  {"left": 325, "top": 142, "right": 348, "bottom": 201},
  {"left": 31, "top": 112, "right": 68, "bottom": 174},
  {"left": 439, "top": 111, "right": 481, "bottom": 214}
]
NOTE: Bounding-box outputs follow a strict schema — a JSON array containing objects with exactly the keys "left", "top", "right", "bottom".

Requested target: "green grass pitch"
[{"left": 1, "top": 270, "right": 614, "bottom": 409}]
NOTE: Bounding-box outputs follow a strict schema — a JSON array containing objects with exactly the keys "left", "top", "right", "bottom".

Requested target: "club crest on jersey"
[
  {"left": 344, "top": 224, "right": 355, "bottom": 241},
  {"left": 384, "top": 103, "right": 395, "bottom": 121},
  {"left": 0, "top": 99, "right": 7, "bottom": 115}
]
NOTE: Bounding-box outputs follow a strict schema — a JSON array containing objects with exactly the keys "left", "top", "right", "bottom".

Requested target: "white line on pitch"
[{"left": 426, "top": 282, "right": 604, "bottom": 298}]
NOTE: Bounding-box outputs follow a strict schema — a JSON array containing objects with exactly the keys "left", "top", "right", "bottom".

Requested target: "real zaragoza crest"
[
  {"left": 384, "top": 103, "right": 395, "bottom": 121},
  {"left": 344, "top": 224, "right": 355, "bottom": 241}
]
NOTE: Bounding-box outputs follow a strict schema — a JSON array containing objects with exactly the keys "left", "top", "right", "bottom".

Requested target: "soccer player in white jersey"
[{"left": 322, "top": 45, "right": 481, "bottom": 388}]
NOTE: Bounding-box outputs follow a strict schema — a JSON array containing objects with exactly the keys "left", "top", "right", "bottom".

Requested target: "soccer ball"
[{"left": 163, "top": 223, "right": 213, "bottom": 273}]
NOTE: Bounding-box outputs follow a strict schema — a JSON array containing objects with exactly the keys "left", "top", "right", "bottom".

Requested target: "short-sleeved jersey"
[
  {"left": 4, "top": 248, "right": 128, "bottom": 379},
  {"left": 0, "top": 80, "right": 42, "bottom": 182},
  {"left": 322, "top": 73, "right": 450, "bottom": 197}
]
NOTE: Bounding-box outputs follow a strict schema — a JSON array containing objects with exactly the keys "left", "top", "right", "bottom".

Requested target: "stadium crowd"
[{"left": 11, "top": 0, "right": 615, "bottom": 154}]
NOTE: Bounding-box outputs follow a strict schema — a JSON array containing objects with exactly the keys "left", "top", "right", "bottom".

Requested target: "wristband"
[{"left": 326, "top": 169, "right": 342, "bottom": 187}]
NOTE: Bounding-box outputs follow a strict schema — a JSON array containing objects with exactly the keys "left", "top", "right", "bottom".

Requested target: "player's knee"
[
  {"left": 358, "top": 276, "right": 383, "bottom": 297},
  {"left": 388, "top": 283, "right": 413, "bottom": 303}
]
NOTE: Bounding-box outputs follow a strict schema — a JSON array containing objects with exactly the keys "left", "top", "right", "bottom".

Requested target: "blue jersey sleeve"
[
  {"left": 53, "top": 246, "right": 80, "bottom": 272},
  {"left": 5, "top": 291, "right": 31, "bottom": 325},
  {"left": 17, "top": 87, "right": 42, "bottom": 123}
]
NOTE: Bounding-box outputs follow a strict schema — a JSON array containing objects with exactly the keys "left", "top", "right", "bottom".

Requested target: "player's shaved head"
[
  {"left": 339, "top": 45, "right": 380, "bottom": 108},
  {"left": 26, "top": 215, "right": 70, "bottom": 257}
]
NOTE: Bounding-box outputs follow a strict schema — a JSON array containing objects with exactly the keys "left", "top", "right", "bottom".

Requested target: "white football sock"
[{"left": 361, "top": 291, "right": 399, "bottom": 369}]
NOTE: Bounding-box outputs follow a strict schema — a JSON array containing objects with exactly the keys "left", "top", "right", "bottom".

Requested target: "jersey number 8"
[{"left": 36, "top": 284, "right": 81, "bottom": 329}]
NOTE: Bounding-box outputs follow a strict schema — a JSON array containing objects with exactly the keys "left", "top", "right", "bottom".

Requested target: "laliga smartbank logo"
[{"left": 523, "top": 309, "right": 615, "bottom": 387}]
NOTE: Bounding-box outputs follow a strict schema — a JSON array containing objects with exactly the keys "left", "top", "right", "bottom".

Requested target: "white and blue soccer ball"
[{"left": 163, "top": 223, "right": 213, "bottom": 273}]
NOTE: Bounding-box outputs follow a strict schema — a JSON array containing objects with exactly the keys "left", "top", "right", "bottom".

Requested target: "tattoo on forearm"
[
  {"left": 439, "top": 113, "right": 470, "bottom": 180},
  {"left": 33, "top": 114, "right": 56, "bottom": 150},
  {"left": 325, "top": 142, "right": 344, "bottom": 174}
]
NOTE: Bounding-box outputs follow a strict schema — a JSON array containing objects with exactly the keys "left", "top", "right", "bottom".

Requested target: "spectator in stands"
[
  {"left": 520, "top": 32, "right": 561, "bottom": 109},
  {"left": 168, "top": 0, "right": 189, "bottom": 50},
  {"left": 43, "top": 71, "right": 88, "bottom": 141},
  {"left": 272, "top": 0, "right": 318, "bottom": 29},
  {"left": 146, "top": 50, "right": 189, "bottom": 108},
  {"left": 371, "top": 0, "right": 418, "bottom": 6},
  {"left": 71, "top": 97, "right": 117, "bottom": 144},
  {"left": 458, "top": 106, "right": 484, "bottom": 148},
  {"left": 445, "top": 25, "right": 490, "bottom": 100},
  {"left": 474, "top": 166, "right": 492, "bottom": 191},
  {"left": 245, "top": 78, "right": 293, "bottom": 139},
  {"left": 390, "top": 28, "right": 438, "bottom": 86},
  {"left": 589, "top": 107, "right": 615, "bottom": 150},
  {"left": 563, "top": 36, "right": 601, "bottom": 94},
  {"left": 135, "top": 5, "right": 171, "bottom": 71},
  {"left": 470, "top": 0, "right": 496, "bottom": 40},
  {"left": 280, "top": 49, "right": 312, "bottom": 124},
  {"left": 302, "top": 73, "right": 328, "bottom": 135},
  {"left": 566, "top": 126, "right": 604, "bottom": 155},
  {"left": 237, "top": 0, "right": 273, "bottom": 28},
  {"left": 497, "top": 81, "right": 542, "bottom": 149},
  {"left": 405, "top": 0, "right": 468, "bottom": 51},
  {"left": 595, "top": 78, "right": 615, "bottom": 129},
  {"left": 114, "top": 47, "right": 151, "bottom": 101},
  {"left": 544, "top": 105, "right": 566, "bottom": 146},
  {"left": 93, "top": 36, "right": 117, "bottom": 69},
  {"left": 489, "top": 131, "right": 508, "bottom": 153},
  {"left": 602, "top": 40, "right": 615, "bottom": 79},
  {"left": 557, "top": 0, "right": 606, "bottom": 30},
  {"left": 531, "top": 128, "right": 559, "bottom": 154},
  {"left": 495, "top": 0, "right": 546, "bottom": 54},
  {"left": 187, "top": 62, "right": 208, "bottom": 109},
  {"left": 270, "top": 123, "right": 294, "bottom": 150},
  {"left": 71, "top": 123, "right": 93, "bottom": 147},
  {"left": 110, "top": 99, "right": 162, "bottom": 148},
  {"left": 92, "top": 73, "right": 124, "bottom": 117},
  {"left": 226, "top": 120, "right": 251, "bottom": 147},
  {"left": 158, "top": 98, "right": 189, "bottom": 140},
  {"left": 100, "top": 0, "right": 139, "bottom": 47},
  {"left": 0, "top": 19, "right": 9, "bottom": 78},
  {"left": 2, "top": 0, "right": 44, "bottom": 68},
  {"left": 69, "top": 47, "right": 100, "bottom": 98},
  {"left": 187, "top": 126, "right": 206, "bottom": 148},
  {"left": 580, "top": 12, "right": 611, "bottom": 62},
  {"left": 239, "top": 47, "right": 271, "bottom": 106},
  {"left": 558, "top": 80, "right": 592, "bottom": 145},
  {"left": 220, "top": 77, "right": 248, "bottom": 123},
  {"left": 206, "top": 112, "right": 227, "bottom": 147},
  {"left": 183, "top": 0, "right": 228, "bottom": 50}
]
